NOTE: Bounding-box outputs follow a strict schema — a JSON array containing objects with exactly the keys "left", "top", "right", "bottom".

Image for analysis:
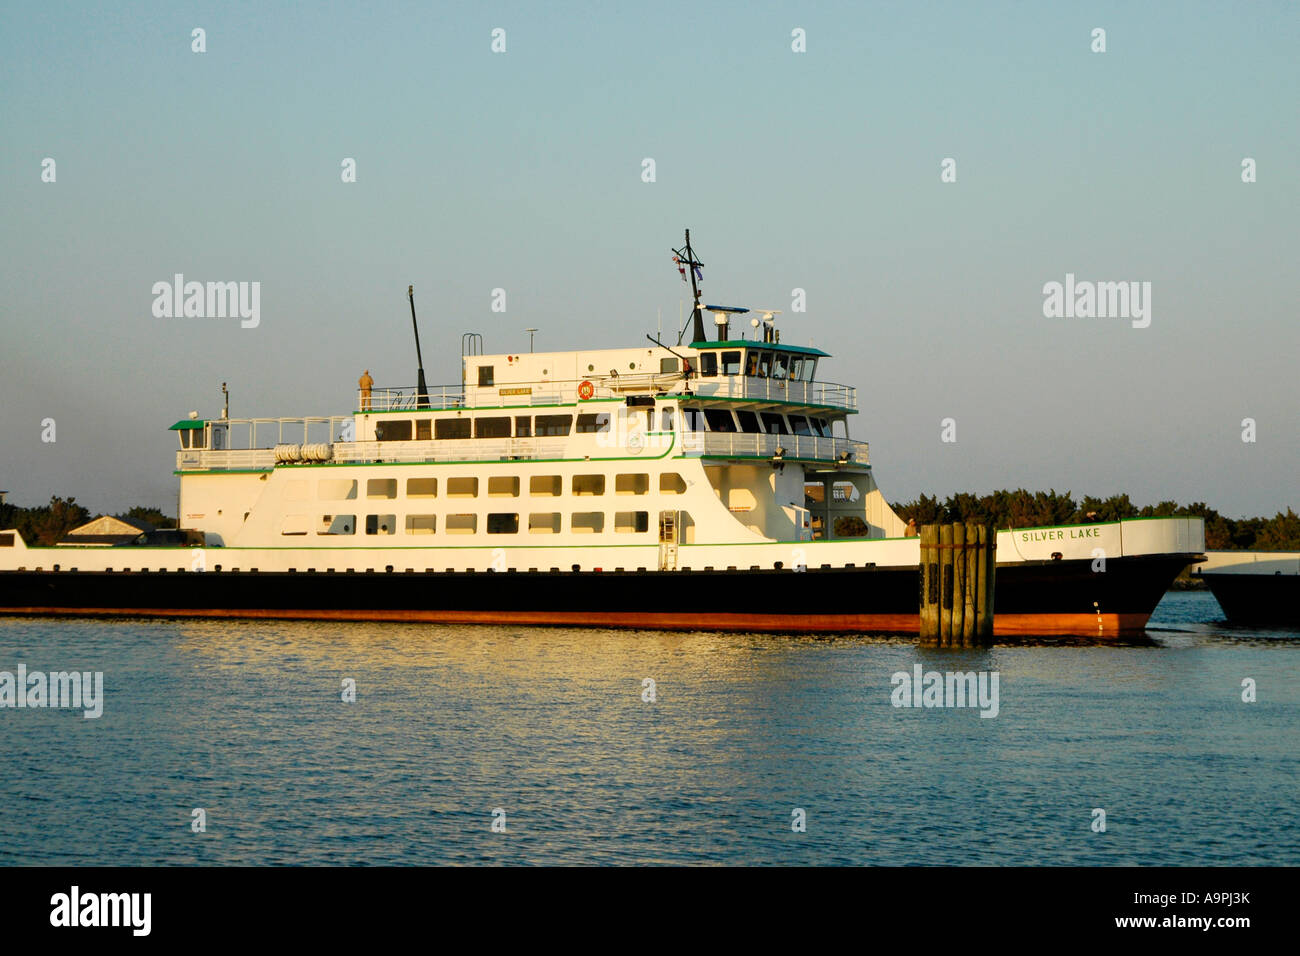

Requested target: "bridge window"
[
  {"left": 722, "top": 351, "right": 742, "bottom": 375},
  {"left": 660, "top": 357, "right": 678, "bottom": 373},
  {"left": 530, "top": 475, "right": 561, "bottom": 496},
  {"left": 704, "top": 409, "right": 736, "bottom": 433},
  {"left": 788, "top": 356, "right": 804, "bottom": 381},
  {"left": 528, "top": 512, "right": 560, "bottom": 534},
  {"left": 405, "top": 515, "right": 436, "bottom": 534},
  {"left": 435, "top": 418, "right": 471, "bottom": 440},
  {"left": 407, "top": 477, "right": 437, "bottom": 498},
  {"left": 573, "top": 474, "right": 605, "bottom": 496},
  {"left": 615, "top": 511, "right": 649, "bottom": 533},
  {"left": 486, "top": 513, "right": 519, "bottom": 534},
  {"left": 683, "top": 408, "right": 705, "bottom": 431},
  {"left": 445, "top": 514, "right": 477, "bottom": 534},
  {"left": 367, "top": 478, "right": 397, "bottom": 499},
  {"left": 488, "top": 476, "right": 519, "bottom": 497},
  {"left": 758, "top": 351, "right": 773, "bottom": 377},
  {"left": 700, "top": 353, "right": 718, "bottom": 376},
  {"left": 535, "top": 414, "right": 572, "bottom": 436},
  {"left": 736, "top": 410, "right": 761, "bottom": 433},
  {"left": 476, "top": 416, "right": 511, "bottom": 438},
  {"left": 616, "top": 473, "right": 649, "bottom": 495},
  {"left": 789, "top": 415, "right": 812, "bottom": 436},
  {"left": 447, "top": 477, "right": 478, "bottom": 498},
  {"left": 772, "top": 354, "right": 789, "bottom": 380},
  {"left": 478, "top": 365, "right": 494, "bottom": 387},
  {"left": 376, "top": 420, "right": 412, "bottom": 441},
  {"left": 571, "top": 512, "right": 604, "bottom": 533},
  {"left": 809, "top": 418, "right": 829, "bottom": 437},
  {"left": 365, "top": 514, "right": 396, "bottom": 535},
  {"left": 745, "top": 352, "right": 760, "bottom": 377},
  {"left": 800, "top": 358, "right": 817, "bottom": 381},
  {"left": 761, "top": 412, "right": 788, "bottom": 435}
]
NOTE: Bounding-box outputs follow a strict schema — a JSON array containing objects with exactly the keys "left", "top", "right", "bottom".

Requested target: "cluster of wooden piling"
[{"left": 919, "top": 523, "right": 996, "bottom": 645}]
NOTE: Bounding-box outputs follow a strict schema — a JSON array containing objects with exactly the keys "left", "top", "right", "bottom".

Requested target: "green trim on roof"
[
  {"left": 169, "top": 420, "right": 206, "bottom": 430},
  {"left": 688, "top": 340, "right": 830, "bottom": 357}
]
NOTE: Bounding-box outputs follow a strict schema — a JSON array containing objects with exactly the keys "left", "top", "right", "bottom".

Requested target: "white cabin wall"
[{"left": 179, "top": 472, "right": 272, "bottom": 546}]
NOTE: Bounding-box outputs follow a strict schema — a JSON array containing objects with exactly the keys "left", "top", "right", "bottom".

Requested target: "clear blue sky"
[{"left": 1, "top": 1, "right": 1296, "bottom": 518}]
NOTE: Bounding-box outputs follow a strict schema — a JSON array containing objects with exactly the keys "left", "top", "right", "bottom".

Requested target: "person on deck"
[
  {"left": 358, "top": 370, "right": 374, "bottom": 410},
  {"left": 904, "top": 518, "right": 919, "bottom": 537}
]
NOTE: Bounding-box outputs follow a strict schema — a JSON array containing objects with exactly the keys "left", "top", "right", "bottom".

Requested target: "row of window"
[
  {"left": 695, "top": 350, "right": 818, "bottom": 382},
  {"left": 685, "top": 408, "right": 832, "bottom": 437},
  {"left": 294, "top": 473, "right": 689, "bottom": 502},
  {"left": 290, "top": 511, "right": 654, "bottom": 536},
  {"left": 375, "top": 412, "right": 613, "bottom": 442},
  {"left": 371, "top": 408, "right": 835, "bottom": 441}
]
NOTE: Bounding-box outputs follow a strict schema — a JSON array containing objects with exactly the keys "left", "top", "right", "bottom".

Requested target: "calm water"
[{"left": 1, "top": 591, "right": 1296, "bottom": 865}]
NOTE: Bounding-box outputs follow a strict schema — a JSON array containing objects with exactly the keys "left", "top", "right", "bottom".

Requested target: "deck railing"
[
  {"left": 683, "top": 432, "right": 869, "bottom": 464},
  {"left": 361, "top": 374, "right": 857, "bottom": 413},
  {"left": 176, "top": 430, "right": 867, "bottom": 471}
]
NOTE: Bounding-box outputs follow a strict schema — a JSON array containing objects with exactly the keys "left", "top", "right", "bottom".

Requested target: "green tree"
[
  {"left": 29, "top": 496, "right": 91, "bottom": 545},
  {"left": 1256, "top": 508, "right": 1300, "bottom": 550},
  {"left": 116, "top": 506, "right": 173, "bottom": 529}
]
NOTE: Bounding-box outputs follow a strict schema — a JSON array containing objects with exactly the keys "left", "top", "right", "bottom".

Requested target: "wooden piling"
[
  {"left": 919, "top": 521, "right": 996, "bottom": 645},
  {"left": 963, "top": 521, "right": 979, "bottom": 643},
  {"left": 977, "top": 524, "right": 996, "bottom": 639},
  {"left": 919, "top": 524, "right": 939, "bottom": 640},
  {"left": 951, "top": 522, "right": 966, "bottom": 642},
  {"left": 939, "top": 523, "right": 954, "bottom": 646}
]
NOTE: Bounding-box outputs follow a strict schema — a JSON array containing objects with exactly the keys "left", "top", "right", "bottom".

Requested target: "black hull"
[
  {"left": 0, "top": 553, "right": 1197, "bottom": 636},
  {"left": 1202, "top": 573, "right": 1300, "bottom": 627}
]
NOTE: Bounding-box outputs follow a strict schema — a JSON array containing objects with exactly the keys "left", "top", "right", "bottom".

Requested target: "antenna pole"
[
  {"left": 408, "top": 285, "right": 430, "bottom": 409},
  {"left": 672, "top": 229, "right": 706, "bottom": 345},
  {"left": 686, "top": 230, "right": 705, "bottom": 344}
]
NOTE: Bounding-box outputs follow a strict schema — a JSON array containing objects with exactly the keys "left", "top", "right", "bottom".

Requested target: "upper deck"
[
  {"left": 173, "top": 329, "right": 867, "bottom": 473},
  {"left": 362, "top": 342, "right": 856, "bottom": 413}
]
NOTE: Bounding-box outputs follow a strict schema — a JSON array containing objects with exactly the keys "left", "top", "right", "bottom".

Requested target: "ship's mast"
[
  {"left": 672, "top": 229, "right": 706, "bottom": 345},
  {"left": 408, "top": 285, "right": 430, "bottom": 409}
]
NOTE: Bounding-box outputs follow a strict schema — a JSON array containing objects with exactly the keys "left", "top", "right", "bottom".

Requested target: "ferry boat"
[
  {"left": 0, "top": 232, "right": 1205, "bottom": 636},
  {"left": 1193, "top": 551, "right": 1300, "bottom": 627}
]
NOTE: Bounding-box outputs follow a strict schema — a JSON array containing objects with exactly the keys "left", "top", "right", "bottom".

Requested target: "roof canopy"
[
  {"left": 688, "top": 340, "right": 829, "bottom": 357},
  {"left": 169, "top": 420, "right": 206, "bottom": 430}
]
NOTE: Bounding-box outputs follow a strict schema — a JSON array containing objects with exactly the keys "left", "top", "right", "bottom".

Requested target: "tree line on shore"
[
  {"left": 1, "top": 491, "right": 1298, "bottom": 551},
  {"left": 886, "top": 490, "right": 1300, "bottom": 550},
  {"left": 0, "top": 498, "right": 171, "bottom": 546}
]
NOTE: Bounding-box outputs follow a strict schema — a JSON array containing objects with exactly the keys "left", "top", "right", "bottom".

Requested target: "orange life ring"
[{"left": 577, "top": 380, "right": 594, "bottom": 400}]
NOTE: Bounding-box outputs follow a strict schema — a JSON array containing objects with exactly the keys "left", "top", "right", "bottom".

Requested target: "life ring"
[{"left": 577, "top": 380, "right": 594, "bottom": 400}]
